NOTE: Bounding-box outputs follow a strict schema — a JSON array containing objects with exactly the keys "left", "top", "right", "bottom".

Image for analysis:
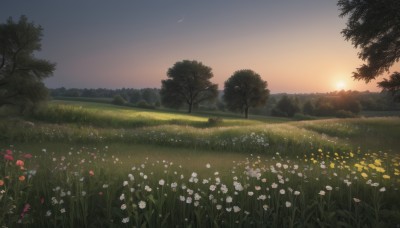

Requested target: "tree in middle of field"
[
  {"left": 223, "top": 69, "right": 269, "bottom": 119},
  {"left": 160, "top": 60, "right": 218, "bottom": 113}
]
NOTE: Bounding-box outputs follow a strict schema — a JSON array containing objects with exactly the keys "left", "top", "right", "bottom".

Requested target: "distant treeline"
[{"left": 50, "top": 88, "right": 399, "bottom": 118}]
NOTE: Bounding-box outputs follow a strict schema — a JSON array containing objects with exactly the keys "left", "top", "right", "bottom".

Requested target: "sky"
[{"left": 2, "top": 0, "right": 399, "bottom": 93}]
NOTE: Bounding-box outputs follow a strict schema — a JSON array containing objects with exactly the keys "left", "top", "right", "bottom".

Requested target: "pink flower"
[
  {"left": 4, "top": 154, "right": 14, "bottom": 161},
  {"left": 20, "top": 203, "right": 31, "bottom": 218},
  {"left": 89, "top": 170, "right": 94, "bottom": 176},
  {"left": 23, "top": 154, "right": 33, "bottom": 159},
  {"left": 5, "top": 149, "right": 12, "bottom": 155},
  {"left": 16, "top": 160, "right": 24, "bottom": 167}
]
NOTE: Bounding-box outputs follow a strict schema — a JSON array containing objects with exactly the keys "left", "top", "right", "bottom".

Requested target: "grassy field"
[{"left": 1, "top": 100, "right": 400, "bottom": 227}]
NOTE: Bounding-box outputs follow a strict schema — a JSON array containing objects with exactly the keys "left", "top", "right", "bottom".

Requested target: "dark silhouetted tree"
[
  {"left": 302, "top": 100, "right": 315, "bottom": 116},
  {"left": 272, "top": 95, "right": 300, "bottom": 117},
  {"left": 0, "top": 16, "right": 55, "bottom": 113},
  {"left": 160, "top": 60, "right": 218, "bottom": 113},
  {"left": 378, "top": 72, "right": 400, "bottom": 102},
  {"left": 223, "top": 69, "right": 269, "bottom": 119},
  {"left": 338, "top": 0, "right": 400, "bottom": 99}
]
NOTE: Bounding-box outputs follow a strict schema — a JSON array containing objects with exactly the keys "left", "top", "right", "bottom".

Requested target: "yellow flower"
[
  {"left": 330, "top": 163, "right": 335, "bottom": 169},
  {"left": 368, "top": 164, "right": 376, "bottom": 169},
  {"left": 354, "top": 164, "right": 363, "bottom": 172},
  {"left": 318, "top": 149, "right": 322, "bottom": 153},
  {"left": 374, "top": 159, "right": 382, "bottom": 166},
  {"left": 383, "top": 175, "right": 390, "bottom": 179},
  {"left": 349, "top": 152, "right": 354, "bottom": 157},
  {"left": 376, "top": 167, "right": 385, "bottom": 173},
  {"left": 361, "top": 172, "right": 368, "bottom": 178}
]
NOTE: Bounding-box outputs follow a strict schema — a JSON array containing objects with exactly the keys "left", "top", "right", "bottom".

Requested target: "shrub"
[
  {"left": 335, "top": 110, "right": 357, "bottom": 118},
  {"left": 208, "top": 117, "right": 223, "bottom": 125},
  {"left": 112, "top": 95, "right": 126, "bottom": 106},
  {"left": 137, "top": 100, "right": 155, "bottom": 109}
]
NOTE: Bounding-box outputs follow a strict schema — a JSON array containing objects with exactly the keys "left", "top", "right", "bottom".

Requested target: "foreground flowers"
[{"left": 0, "top": 146, "right": 399, "bottom": 227}]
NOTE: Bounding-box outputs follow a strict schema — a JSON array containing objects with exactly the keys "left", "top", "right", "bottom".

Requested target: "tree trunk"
[
  {"left": 244, "top": 107, "right": 249, "bottom": 119},
  {"left": 188, "top": 102, "right": 192, "bottom": 113}
]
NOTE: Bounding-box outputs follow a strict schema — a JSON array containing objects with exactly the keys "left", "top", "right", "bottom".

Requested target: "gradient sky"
[{"left": 3, "top": 0, "right": 399, "bottom": 93}]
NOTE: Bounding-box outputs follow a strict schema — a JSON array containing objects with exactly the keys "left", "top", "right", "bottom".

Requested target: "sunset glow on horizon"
[{"left": 2, "top": 1, "right": 399, "bottom": 93}]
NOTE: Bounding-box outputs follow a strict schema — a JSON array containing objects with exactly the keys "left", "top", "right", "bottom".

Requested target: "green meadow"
[{"left": 1, "top": 100, "right": 400, "bottom": 227}]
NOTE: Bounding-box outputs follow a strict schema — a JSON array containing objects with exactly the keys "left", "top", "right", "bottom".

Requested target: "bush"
[
  {"left": 112, "top": 95, "right": 126, "bottom": 106},
  {"left": 335, "top": 110, "right": 357, "bottom": 118},
  {"left": 208, "top": 117, "right": 223, "bottom": 126},
  {"left": 292, "top": 113, "right": 317, "bottom": 121},
  {"left": 137, "top": 100, "right": 155, "bottom": 109}
]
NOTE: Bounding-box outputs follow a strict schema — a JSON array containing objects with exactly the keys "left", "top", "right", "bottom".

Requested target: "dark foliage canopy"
[
  {"left": 160, "top": 60, "right": 218, "bottom": 113},
  {"left": 223, "top": 69, "right": 269, "bottom": 118},
  {"left": 338, "top": 0, "right": 400, "bottom": 82},
  {"left": 273, "top": 95, "right": 300, "bottom": 118},
  {"left": 0, "top": 15, "right": 55, "bottom": 112},
  {"left": 378, "top": 72, "right": 400, "bottom": 102}
]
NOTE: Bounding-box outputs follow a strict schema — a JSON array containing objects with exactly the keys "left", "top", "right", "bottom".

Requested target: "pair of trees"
[
  {"left": 160, "top": 60, "right": 269, "bottom": 118},
  {"left": 0, "top": 16, "right": 55, "bottom": 112}
]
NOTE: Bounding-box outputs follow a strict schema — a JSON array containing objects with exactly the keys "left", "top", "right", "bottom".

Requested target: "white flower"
[
  {"left": 81, "top": 191, "right": 86, "bottom": 197},
  {"left": 138, "top": 200, "right": 146, "bottom": 209},
  {"left": 145, "top": 185, "right": 152, "bottom": 192},
  {"left": 171, "top": 182, "right": 178, "bottom": 188},
  {"left": 248, "top": 191, "right": 254, "bottom": 196},
  {"left": 180, "top": 196, "right": 185, "bottom": 201},
  {"left": 102, "top": 184, "right": 109, "bottom": 188},
  {"left": 276, "top": 163, "right": 282, "bottom": 168},
  {"left": 194, "top": 193, "right": 201, "bottom": 201},
  {"left": 226, "top": 196, "right": 233, "bottom": 203},
  {"left": 234, "top": 182, "right": 244, "bottom": 191},
  {"left": 233, "top": 206, "right": 241, "bottom": 213},
  {"left": 186, "top": 197, "right": 192, "bottom": 204},
  {"left": 221, "top": 185, "right": 228, "bottom": 194},
  {"left": 226, "top": 207, "right": 232, "bottom": 212},
  {"left": 379, "top": 187, "right": 386, "bottom": 192},
  {"left": 45, "top": 210, "right": 52, "bottom": 216},
  {"left": 206, "top": 163, "right": 211, "bottom": 168},
  {"left": 123, "top": 181, "right": 128, "bottom": 187},
  {"left": 263, "top": 205, "right": 269, "bottom": 211},
  {"left": 279, "top": 189, "right": 286, "bottom": 195},
  {"left": 60, "top": 208, "right": 66, "bottom": 213},
  {"left": 353, "top": 198, "right": 361, "bottom": 203},
  {"left": 191, "top": 172, "right": 198, "bottom": 178},
  {"left": 326, "top": 185, "right": 333, "bottom": 191},
  {"left": 294, "top": 191, "right": 301, "bottom": 196},
  {"left": 216, "top": 204, "right": 222, "bottom": 210},
  {"left": 209, "top": 185, "right": 216, "bottom": 191},
  {"left": 285, "top": 201, "right": 292, "bottom": 208},
  {"left": 121, "top": 204, "right": 127, "bottom": 210},
  {"left": 159, "top": 179, "right": 165, "bottom": 186},
  {"left": 271, "top": 183, "right": 278, "bottom": 189},
  {"left": 122, "top": 217, "right": 129, "bottom": 223},
  {"left": 258, "top": 195, "right": 266, "bottom": 200},
  {"left": 194, "top": 201, "right": 200, "bottom": 207},
  {"left": 120, "top": 193, "right": 125, "bottom": 201},
  {"left": 318, "top": 190, "right": 326, "bottom": 196}
]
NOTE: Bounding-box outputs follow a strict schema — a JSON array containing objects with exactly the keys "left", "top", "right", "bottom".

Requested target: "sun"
[{"left": 335, "top": 81, "right": 346, "bottom": 90}]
